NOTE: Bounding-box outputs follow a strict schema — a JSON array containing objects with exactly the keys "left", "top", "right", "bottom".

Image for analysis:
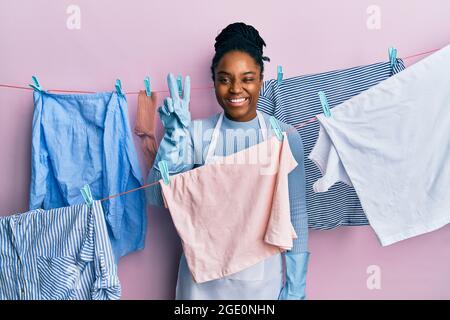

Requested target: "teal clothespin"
[
  {"left": 269, "top": 116, "right": 283, "bottom": 141},
  {"left": 29, "top": 75, "right": 44, "bottom": 92},
  {"left": 144, "top": 76, "right": 151, "bottom": 97},
  {"left": 80, "top": 184, "right": 94, "bottom": 207},
  {"left": 115, "top": 79, "right": 124, "bottom": 96},
  {"left": 277, "top": 65, "right": 283, "bottom": 85},
  {"left": 318, "top": 91, "right": 331, "bottom": 118},
  {"left": 158, "top": 160, "right": 170, "bottom": 185},
  {"left": 177, "top": 75, "right": 183, "bottom": 97},
  {"left": 388, "top": 47, "right": 397, "bottom": 67}
]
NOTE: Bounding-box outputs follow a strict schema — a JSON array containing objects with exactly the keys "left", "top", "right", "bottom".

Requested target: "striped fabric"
[
  {"left": 257, "top": 59, "right": 406, "bottom": 229},
  {"left": 0, "top": 201, "right": 120, "bottom": 300}
]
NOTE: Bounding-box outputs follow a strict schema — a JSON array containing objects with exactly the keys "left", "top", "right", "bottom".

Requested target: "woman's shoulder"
[
  {"left": 259, "top": 111, "right": 302, "bottom": 141},
  {"left": 191, "top": 112, "right": 221, "bottom": 126},
  {"left": 188, "top": 112, "right": 221, "bottom": 135}
]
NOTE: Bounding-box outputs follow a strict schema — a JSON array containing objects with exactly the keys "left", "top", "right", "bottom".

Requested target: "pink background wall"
[{"left": 1, "top": 0, "right": 449, "bottom": 299}]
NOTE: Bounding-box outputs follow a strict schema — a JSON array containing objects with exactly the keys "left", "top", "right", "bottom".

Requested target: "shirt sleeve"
[
  {"left": 257, "top": 80, "right": 276, "bottom": 116},
  {"left": 29, "top": 91, "right": 50, "bottom": 210},
  {"left": 308, "top": 122, "right": 353, "bottom": 192},
  {"left": 285, "top": 126, "right": 309, "bottom": 253},
  {"left": 87, "top": 201, "right": 121, "bottom": 300}
]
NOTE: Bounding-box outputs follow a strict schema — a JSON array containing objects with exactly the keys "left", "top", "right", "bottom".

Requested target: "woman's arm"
[
  {"left": 145, "top": 126, "right": 195, "bottom": 208},
  {"left": 145, "top": 74, "right": 195, "bottom": 208}
]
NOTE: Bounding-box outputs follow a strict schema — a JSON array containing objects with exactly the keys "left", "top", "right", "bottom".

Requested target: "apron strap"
[
  {"left": 257, "top": 110, "right": 268, "bottom": 141},
  {"left": 204, "top": 111, "right": 268, "bottom": 164},
  {"left": 205, "top": 112, "right": 224, "bottom": 164}
]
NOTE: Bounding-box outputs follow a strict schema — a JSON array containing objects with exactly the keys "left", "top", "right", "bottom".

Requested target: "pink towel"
[
  {"left": 134, "top": 90, "right": 158, "bottom": 173},
  {"left": 160, "top": 133, "right": 298, "bottom": 283}
]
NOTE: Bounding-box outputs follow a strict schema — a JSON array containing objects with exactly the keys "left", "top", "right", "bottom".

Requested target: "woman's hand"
[
  {"left": 153, "top": 73, "right": 193, "bottom": 173},
  {"left": 158, "top": 73, "right": 191, "bottom": 134}
]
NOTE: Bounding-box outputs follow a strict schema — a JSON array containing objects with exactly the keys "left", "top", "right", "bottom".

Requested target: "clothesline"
[
  {"left": 98, "top": 47, "right": 445, "bottom": 203},
  {"left": 1, "top": 46, "right": 443, "bottom": 204},
  {"left": 99, "top": 119, "right": 315, "bottom": 202},
  {"left": 0, "top": 47, "right": 441, "bottom": 95}
]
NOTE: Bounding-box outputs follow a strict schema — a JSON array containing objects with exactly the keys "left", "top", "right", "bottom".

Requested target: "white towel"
[{"left": 309, "top": 45, "right": 450, "bottom": 246}]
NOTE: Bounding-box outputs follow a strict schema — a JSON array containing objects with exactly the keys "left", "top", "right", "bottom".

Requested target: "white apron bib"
[{"left": 175, "top": 111, "right": 284, "bottom": 300}]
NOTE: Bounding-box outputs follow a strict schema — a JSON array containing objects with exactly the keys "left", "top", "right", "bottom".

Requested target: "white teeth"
[{"left": 229, "top": 98, "right": 247, "bottom": 103}]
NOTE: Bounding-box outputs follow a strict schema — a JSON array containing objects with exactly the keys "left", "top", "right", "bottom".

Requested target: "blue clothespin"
[
  {"left": 269, "top": 116, "right": 283, "bottom": 141},
  {"left": 144, "top": 77, "right": 151, "bottom": 97},
  {"left": 115, "top": 79, "right": 124, "bottom": 96},
  {"left": 277, "top": 65, "right": 283, "bottom": 85},
  {"left": 388, "top": 47, "right": 397, "bottom": 67},
  {"left": 158, "top": 160, "right": 170, "bottom": 185},
  {"left": 318, "top": 91, "right": 331, "bottom": 118},
  {"left": 80, "top": 184, "right": 94, "bottom": 207},
  {"left": 177, "top": 75, "right": 183, "bottom": 97},
  {"left": 29, "top": 75, "right": 44, "bottom": 92}
]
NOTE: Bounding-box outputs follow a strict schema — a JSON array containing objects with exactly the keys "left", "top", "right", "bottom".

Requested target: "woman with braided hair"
[{"left": 147, "top": 22, "right": 309, "bottom": 300}]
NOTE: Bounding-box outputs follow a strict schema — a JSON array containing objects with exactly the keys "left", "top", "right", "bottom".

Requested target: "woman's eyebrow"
[{"left": 217, "top": 71, "right": 256, "bottom": 76}]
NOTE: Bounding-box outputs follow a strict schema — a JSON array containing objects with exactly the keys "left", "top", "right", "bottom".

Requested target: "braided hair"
[{"left": 211, "top": 22, "right": 270, "bottom": 81}]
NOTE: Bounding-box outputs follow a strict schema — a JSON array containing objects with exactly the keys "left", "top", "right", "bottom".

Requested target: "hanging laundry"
[
  {"left": 309, "top": 45, "right": 450, "bottom": 246},
  {"left": 0, "top": 201, "right": 120, "bottom": 300},
  {"left": 134, "top": 90, "right": 158, "bottom": 174},
  {"left": 257, "top": 59, "right": 406, "bottom": 229},
  {"left": 148, "top": 109, "right": 309, "bottom": 300},
  {"left": 29, "top": 90, "right": 146, "bottom": 260},
  {"left": 159, "top": 131, "right": 298, "bottom": 283},
  {"left": 148, "top": 111, "right": 309, "bottom": 254}
]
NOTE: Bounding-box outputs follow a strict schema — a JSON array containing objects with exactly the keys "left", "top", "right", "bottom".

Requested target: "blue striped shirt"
[
  {"left": 0, "top": 201, "right": 120, "bottom": 300},
  {"left": 257, "top": 59, "right": 406, "bottom": 229}
]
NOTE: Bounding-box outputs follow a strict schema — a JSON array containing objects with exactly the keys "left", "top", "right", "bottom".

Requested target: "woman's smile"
[{"left": 225, "top": 96, "right": 250, "bottom": 107}]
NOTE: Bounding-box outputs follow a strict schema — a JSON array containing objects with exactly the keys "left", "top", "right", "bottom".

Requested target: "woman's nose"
[{"left": 229, "top": 81, "right": 243, "bottom": 94}]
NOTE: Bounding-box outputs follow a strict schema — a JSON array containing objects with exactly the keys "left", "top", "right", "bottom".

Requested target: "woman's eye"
[
  {"left": 243, "top": 78, "right": 255, "bottom": 83},
  {"left": 219, "top": 78, "right": 230, "bottom": 84}
]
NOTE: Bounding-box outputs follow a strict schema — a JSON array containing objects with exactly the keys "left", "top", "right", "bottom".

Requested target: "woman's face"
[{"left": 214, "top": 50, "right": 263, "bottom": 121}]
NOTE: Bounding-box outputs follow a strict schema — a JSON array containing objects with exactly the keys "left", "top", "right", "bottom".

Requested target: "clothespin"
[
  {"left": 144, "top": 76, "right": 151, "bottom": 97},
  {"left": 269, "top": 116, "right": 283, "bottom": 141},
  {"left": 80, "top": 184, "right": 94, "bottom": 207},
  {"left": 29, "top": 75, "right": 44, "bottom": 92},
  {"left": 388, "top": 47, "right": 397, "bottom": 67},
  {"left": 115, "top": 79, "right": 124, "bottom": 96},
  {"left": 177, "top": 75, "right": 183, "bottom": 97},
  {"left": 277, "top": 65, "right": 283, "bottom": 85},
  {"left": 158, "top": 160, "right": 170, "bottom": 185},
  {"left": 318, "top": 91, "right": 331, "bottom": 118}
]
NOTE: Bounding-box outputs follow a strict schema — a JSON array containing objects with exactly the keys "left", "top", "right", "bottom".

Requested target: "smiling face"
[{"left": 214, "top": 50, "right": 263, "bottom": 122}]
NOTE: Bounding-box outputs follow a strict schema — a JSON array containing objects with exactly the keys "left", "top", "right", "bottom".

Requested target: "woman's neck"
[{"left": 224, "top": 110, "right": 257, "bottom": 122}]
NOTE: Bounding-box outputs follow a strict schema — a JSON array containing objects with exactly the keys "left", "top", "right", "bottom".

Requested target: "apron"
[{"left": 175, "top": 111, "right": 284, "bottom": 300}]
